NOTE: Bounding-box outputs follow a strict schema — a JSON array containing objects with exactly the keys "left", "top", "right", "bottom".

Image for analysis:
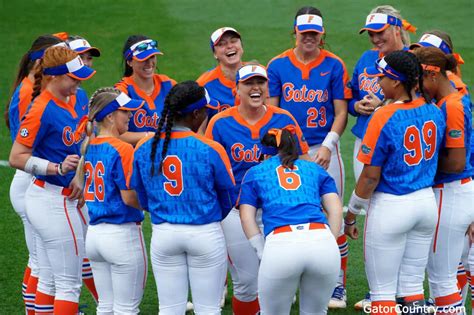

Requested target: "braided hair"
[
  {"left": 383, "top": 50, "right": 428, "bottom": 102},
  {"left": 73, "top": 87, "right": 122, "bottom": 188},
  {"left": 4, "top": 34, "right": 61, "bottom": 128},
  {"left": 150, "top": 80, "right": 206, "bottom": 176},
  {"left": 261, "top": 129, "right": 298, "bottom": 169},
  {"left": 122, "top": 35, "right": 150, "bottom": 77}
]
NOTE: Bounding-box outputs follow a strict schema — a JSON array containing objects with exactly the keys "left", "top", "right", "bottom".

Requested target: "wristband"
[
  {"left": 249, "top": 233, "right": 265, "bottom": 260},
  {"left": 321, "top": 131, "right": 340, "bottom": 152},
  {"left": 58, "top": 162, "right": 65, "bottom": 176},
  {"left": 348, "top": 190, "right": 370, "bottom": 215},
  {"left": 344, "top": 219, "right": 356, "bottom": 226},
  {"left": 24, "top": 156, "right": 50, "bottom": 175}
]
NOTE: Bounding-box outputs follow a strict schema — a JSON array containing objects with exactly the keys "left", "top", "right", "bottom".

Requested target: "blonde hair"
[
  {"left": 73, "top": 87, "right": 122, "bottom": 187},
  {"left": 370, "top": 5, "right": 411, "bottom": 46},
  {"left": 31, "top": 46, "right": 78, "bottom": 100}
]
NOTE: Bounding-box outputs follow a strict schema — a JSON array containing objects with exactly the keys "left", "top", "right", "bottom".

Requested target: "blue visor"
[
  {"left": 95, "top": 92, "right": 144, "bottom": 122},
  {"left": 364, "top": 57, "right": 407, "bottom": 82},
  {"left": 43, "top": 56, "right": 96, "bottom": 80}
]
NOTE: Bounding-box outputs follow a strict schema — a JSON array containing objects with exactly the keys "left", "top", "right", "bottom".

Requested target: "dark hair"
[
  {"left": 122, "top": 35, "right": 150, "bottom": 77},
  {"left": 293, "top": 6, "right": 326, "bottom": 47},
  {"left": 4, "top": 34, "right": 62, "bottom": 129},
  {"left": 261, "top": 129, "right": 298, "bottom": 169},
  {"left": 150, "top": 80, "right": 205, "bottom": 175},
  {"left": 384, "top": 50, "right": 428, "bottom": 102},
  {"left": 413, "top": 46, "right": 457, "bottom": 78}
]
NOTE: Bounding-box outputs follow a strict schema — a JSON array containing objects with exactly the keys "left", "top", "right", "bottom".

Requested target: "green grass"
[{"left": 0, "top": 0, "right": 473, "bottom": 314}]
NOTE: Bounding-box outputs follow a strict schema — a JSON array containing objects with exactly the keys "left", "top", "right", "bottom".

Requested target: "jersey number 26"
[{"left": 84, "top": 161, "right": 105, "bottom": 202}]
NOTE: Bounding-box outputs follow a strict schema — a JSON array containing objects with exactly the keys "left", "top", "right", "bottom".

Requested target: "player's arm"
[
  {"left": 121, "top": 189, "right": 144, "bottom": 211},
  {"left": 438, "top": 148, "right": 466, "bottom": 173},
  {"left": 321, "top": 192, "right": 343, "bottom": 238},
  {"left": 240, "top": 203, "right": 264, "bottom": 260},
  {"left": 119, "top": 131, "right": 150, "bottom": 146},
  {"left": 344, "top": 165, "right": 381, "bottom": 239}
]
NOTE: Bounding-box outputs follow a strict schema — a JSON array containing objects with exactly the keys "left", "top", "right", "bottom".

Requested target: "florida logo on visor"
[
  {"left": 295, "top": 14, "right": 324, "bottom": 34},
  {"left": 236, "top": 64, "right": 268, "bottom": 83}
]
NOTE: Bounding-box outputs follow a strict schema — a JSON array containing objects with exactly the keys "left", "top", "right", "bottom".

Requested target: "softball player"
[
  {"left": 344, "top": 51, "right": 445, "bottom": 315},
  {"left": 266, "top": 7, "right": 351, "bottom": 306},
  {"left": 197, "top": 27, "right": 243, "bottom": 119},
  {"left": 5, "top": 34, "right": 62, "bottom": 314},
  {"left": 131, "top": 81, "right": 236, "bottom": 314},
  {"left": 77, "top": 88, "right": 147, "bottom": 314},
  {"left": 349, "top": 5, "right": 416, "bottom": 182},
  {"left": 9, "top": 46, "right": 95, "bottom": 315},
  {"left": 414, "top": 47, "right": 474, "bottom": 314},
  {"left": 115, "top": 35, "right": 176, "bottom": 146},
  {"left": 239, "top": 127, "right": 342, "bottom": 314},
  {"left": 205, "top": 64, "right": 309, "bottom": 314}
]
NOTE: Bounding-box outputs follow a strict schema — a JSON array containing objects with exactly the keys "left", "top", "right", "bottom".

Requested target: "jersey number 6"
[
  {"left": 276, "top": 165, "right": 301, "bottom": 190},
  {"left": 403, "top": 121, "right": 437, "bottom": 166},
  {"left": 162, "top": 155, "right": 184, "bottom": 196},
  {"left": 84, "top": 161, "right": 105, "bottom": 202}
]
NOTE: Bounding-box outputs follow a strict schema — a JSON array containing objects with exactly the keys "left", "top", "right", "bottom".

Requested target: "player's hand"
[
  {"left": 68, "top": 176, "right": 83, "bottom": 201},
  {"left": 355, "top": 99, "right": 374, "bottom": 116},
  {"left": 61, "top": 154, "right": 80, "bottom": 174},
  {"left": 77, "top": 196, "right": 85, "bottom": 209},
  {"left": 467, "top": 222, "right": 474, "bottom": 245},
  {"left": 344, "top": 224, "right": 359, "bottom": 240},
  {"left": 313, "top": 146, "right": 331, "bottom": 170},
  {"left": 362, "top": 91, "right": 383, "bottom": 110}
]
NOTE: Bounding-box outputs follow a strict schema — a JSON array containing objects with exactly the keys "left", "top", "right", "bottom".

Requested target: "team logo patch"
[
  {"left": 448, "top": 129, "right": 462, "bottom": 138},
  {"left": 361, "top": 144, "right": 371, "bottom": 154},
  {"left": 20, "top": 128, "right": 29, "bottom": 137}
]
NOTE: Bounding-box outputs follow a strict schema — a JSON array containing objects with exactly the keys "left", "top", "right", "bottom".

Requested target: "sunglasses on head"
[{"left": 133, "top": 40, "right": 158, "bottom": 52}]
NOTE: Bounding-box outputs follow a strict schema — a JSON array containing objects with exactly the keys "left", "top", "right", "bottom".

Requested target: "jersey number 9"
[
  {"left": 403, "top": 121, "right": 437, "bottom": 166},
  {"left": 84, "top": 161, "right": 105, "bottom": 202},
  {"left": 162, "top": 155, "right": 184, "bottom": 196}
]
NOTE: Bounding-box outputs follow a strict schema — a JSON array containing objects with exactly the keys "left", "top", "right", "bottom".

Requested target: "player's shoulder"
[
  {"left": 196, "top": 67, "right": 219, "bottom": 85},
  {"left": 267, "top": 49, "right": 293, "bottom": 67},
  {"left": 321, "top": 49, "right": 346, "bottom": 66},
  {"left": 90, "top": 137, "right": 134, "bottom": 155},
  {"left": 114, "top": 76, "right": 134, "bottom": 93},
  {"left": 193, "top": 133, "right": 227, "bottom": 154},
  {"left": 135, "top": 133, "right": 155, "bottom": 152},
  {"left": 207, "top": 106, "right": 237, "bottom": 128},
  {"left": 156, "top": 73, "right": 176, "bottom": 86}
]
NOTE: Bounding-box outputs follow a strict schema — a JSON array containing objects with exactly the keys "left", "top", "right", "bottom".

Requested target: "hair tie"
[
  {"left": 453, "top": 53, "right": 464, "bottom": 65},
  {"left": 53, "top": 32, "right": 69, "bottom": 41},
  {"left": 74, "top": 115, "right": 89, "bottom": 140},
  {"left": 421, "top": 64, "right": 440, "bottom": 72},
  {"left": 402, "top": 20, "right": 417, "bottom": 33},
  {"left": 267, "top": 128, "right": 283, "bottom": 147}
]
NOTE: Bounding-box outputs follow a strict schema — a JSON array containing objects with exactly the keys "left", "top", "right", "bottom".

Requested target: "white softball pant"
[
  {"left": 151, "top": 222, "right": 227, "bottom": 315},
  {"left": 309, "top": 143, "right": 345, "bottom": 199},
  {"left": 221, "top": 208, "right": 263, "bottom": 302},
  {"left": 25, "top": 180, "right": 84, "bottom": 303},
  {"left": 258, "top": 224, "right": 340, "bottom": 315},
  {"left": 428, "top": 179, "right": 474, "bottom": 307},
  {"left": 86, "top": 222, "right": 147, "bottom": 315},
  {"left": 353, "top": 137, "right": 364, "bottom": 182},
  {"left": 9, "top": 170, "right": 38, "bottom": 276},
  {"left": 364, "top": 188, "right": 438, "bottom": 302}
]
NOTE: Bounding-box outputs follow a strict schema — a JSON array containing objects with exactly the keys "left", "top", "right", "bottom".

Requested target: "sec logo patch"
[{"left": 20, "top": 128, "right": 29, "bottom": 137}]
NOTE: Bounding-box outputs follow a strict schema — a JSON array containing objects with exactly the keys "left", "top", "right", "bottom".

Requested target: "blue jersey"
[
  {"left": 267, "top": 49, "right": 351, "bottom": 145},
  {"left": 205, "top": 105, "right": 309, "bottom": 192},
  {"left": 84, "top": 137, "right": 144, "bottom": 225},
  {"left": 16, "top": 90, "right": 88, "bottom": 187},
  {"left": 239, "top": 156, "right": 337, "bottom": 237},
  {"left": 8, "top": 77, "right": 33, "bottom": 143},
  {"left": 358, "top": 98, "right": 446, "bottom": 195},
  {"left": 115, "top": 74, "right": 176, "bottom": 132},
  {"left": 197, "top": 65, "right": 239, "bottom": 119},
  {"left": 435, "top": 92, "right": 473, "bottom": 184},
  {"left": 131, "top": 130, "right": 236, "bottom": 225}
]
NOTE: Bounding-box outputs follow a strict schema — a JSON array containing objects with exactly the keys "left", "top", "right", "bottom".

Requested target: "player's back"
[
  {"left": 358, "top": 98, "right": 446, "bottom": 195},
  {"left": 133, "top": 130, "right": 233, "bottom": 225}
]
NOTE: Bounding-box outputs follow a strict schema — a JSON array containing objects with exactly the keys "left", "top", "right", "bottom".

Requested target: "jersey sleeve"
[
  {"left": 114, "top": 80, "right": 129, "bottom": 94},
  {"left": 444, "top": 99, "right": 466, "bottom": 148},
  {"left": 130, "top": 148, "right": 148, "bottom": 210},
  {"left": 348, "top": 59, "right": 363, "bottom": 117},
  {"left": 330, "top": 58, "right": 352, "bottom": 100},
  {"left": 204, "top": 116, "right": 221, "bottom": 143},
  {"left": 267, "top": 60, "right": 282, "bottom": 98},
  {"left": 15, "top": 100, "right": 48, "bottom": 148},
  {"left": 357, "top": 110, "right": 392, "bottom": 166},
  {"left": 113, "top": 143, "right": 134, "bottom": 190},
  {"left": 317, "top": 167, "right": 338, "bottom": 196},
  {"left": 237, "top": 169, "right": 259, "bottom": 208}
]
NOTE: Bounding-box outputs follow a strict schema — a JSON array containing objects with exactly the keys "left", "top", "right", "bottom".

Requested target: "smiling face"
[
  {"left": 79, "top": 51, "right": 93, "bottom": 68},
  {"left": 213, "top": 32, "right": 243, "bottom": 67},
  {"left": 111, "top": 109, "right": 132, "bottom": 135},
  {"left": 295, "top": 31, "right": 322, "bottom": 55},
  {"left": 237, "top": 76, "right": 268, "bottom": 109},
  {"left": 368, "top": 27, "right": 402, "bottom": 56},
  {"left": 51, "top": 74, "right": 81, "bottom": 98},
  {"left": 128, "top": 55, "right": 156, "bottom": 80}
]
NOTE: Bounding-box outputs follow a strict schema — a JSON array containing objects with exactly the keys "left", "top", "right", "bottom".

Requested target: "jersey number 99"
[
  {"left": 162, "top": 155, "right": 184, "bottom": 196},
  {"left": 276, "top": 165, "right": 301, "bottom": 190},
  {"left": 403, "top": 121, "right": 437, "bottom": 166},
  {"left": 84, "top": 161, "right": 105, "bottom": 202}
]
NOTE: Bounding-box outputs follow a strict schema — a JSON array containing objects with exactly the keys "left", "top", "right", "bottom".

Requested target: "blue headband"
[{"left": 29, "top": 49, "right": 45, "bottom": 61}]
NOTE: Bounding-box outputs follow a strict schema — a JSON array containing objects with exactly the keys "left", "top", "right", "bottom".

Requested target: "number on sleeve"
[
  {"left": 162, "top": 155, "right": 184, "bottom": 196},
  {"left": 276, "top": 165, "right": 301, "bottom": 190},
  {"left": 84, "top": 161, "right": 106, "bottom": 202}
]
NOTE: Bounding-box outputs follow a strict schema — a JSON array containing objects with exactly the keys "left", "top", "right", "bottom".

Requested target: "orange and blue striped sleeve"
[
  {"left": 443, "top": 93, "right": 466, "bottom": 148},
  {"left": 15, "top": 94, "right": 49, "bottom": 148}
]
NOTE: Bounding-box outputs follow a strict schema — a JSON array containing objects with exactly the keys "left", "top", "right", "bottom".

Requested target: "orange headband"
[
  {"left": 453, "top": 53, "right": 465, "bottom": 65},
  {"left": 53, "top": 32, "right": 69, "bottom": 41},
  {"left": 421, "top": 64, "right": 440, "bottom": 72},
  {"left": 402, "top": 20, "right": 417, "bottom": 33}
]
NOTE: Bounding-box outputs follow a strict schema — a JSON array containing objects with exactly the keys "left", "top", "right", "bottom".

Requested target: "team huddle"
[{"left": 4, "top": 3, "right": 474, "bottom": 315}]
